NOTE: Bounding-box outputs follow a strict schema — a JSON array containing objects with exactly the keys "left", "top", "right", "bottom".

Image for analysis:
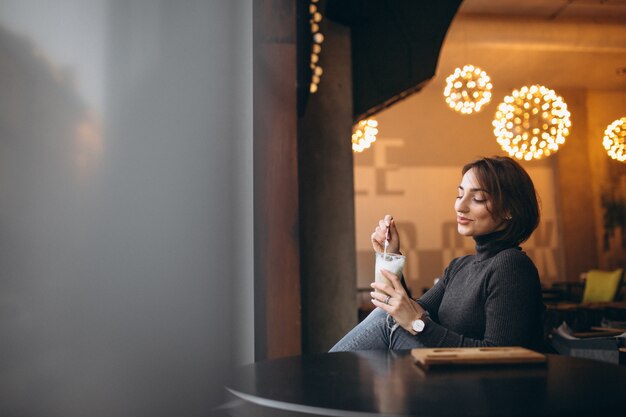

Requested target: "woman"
[{"left": 330, "top": 156, "right": 545, "bottom": 351}]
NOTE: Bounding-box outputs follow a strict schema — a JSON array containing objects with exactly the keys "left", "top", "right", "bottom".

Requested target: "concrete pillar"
[
  {"left": 253, "top": 0, "right": 302, "bottom": 360},
  {"left": 299, "top": 11, "right": 357, "bottom": 353}
]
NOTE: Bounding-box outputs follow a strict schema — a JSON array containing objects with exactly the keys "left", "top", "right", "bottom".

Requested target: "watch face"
[{"left": 412, "top": 319, "right": 425, "bottom": 333}]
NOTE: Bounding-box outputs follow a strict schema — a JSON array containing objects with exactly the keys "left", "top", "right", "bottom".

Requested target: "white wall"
[{"left": 0, "top": 1, "right": 253, "bottom": 416}]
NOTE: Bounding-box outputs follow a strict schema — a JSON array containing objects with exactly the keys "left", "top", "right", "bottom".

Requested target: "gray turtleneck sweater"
[{"left": 416, "top": 231, "right": 545, "bottom": 349}]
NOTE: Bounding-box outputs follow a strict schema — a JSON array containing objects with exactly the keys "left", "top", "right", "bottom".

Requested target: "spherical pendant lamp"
[{"left": 493, "top": 85, "right": 571, "bottom": 161}]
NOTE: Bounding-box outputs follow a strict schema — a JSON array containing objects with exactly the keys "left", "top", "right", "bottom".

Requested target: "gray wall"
[{"left": 0, "top": 1, "right": 253, "bottom": 416}]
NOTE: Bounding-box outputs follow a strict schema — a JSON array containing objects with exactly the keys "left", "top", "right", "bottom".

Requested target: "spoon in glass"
[{"left": 383, "top": 224, "right": 390, "bottom": 255}]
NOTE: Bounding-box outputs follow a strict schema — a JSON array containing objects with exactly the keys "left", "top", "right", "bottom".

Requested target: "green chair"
[{"left": 581, "top": 268, "right": 624, "bottom": 303}]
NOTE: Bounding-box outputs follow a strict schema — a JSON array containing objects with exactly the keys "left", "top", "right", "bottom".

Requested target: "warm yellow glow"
[
  {"left": 602, "top": 117, "right": 626, "bottom": 162},
  {"left": 309, "top": 1, "right": 324, "bottom": 93},
  {"left": 493, "top": 85, "right": 571, "bottom": 161},
  {"left": 443, "top": 65, "right": 493, "bottom": 114},
  {"left": 352, "top": 119, "right": 378, "bottom": 153},
  {"left": 74, "top": 111, "right": 103, "bottom": 181}
]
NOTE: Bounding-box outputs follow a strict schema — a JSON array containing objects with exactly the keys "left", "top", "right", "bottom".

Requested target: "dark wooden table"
[{"left": 225, "top": 350, "right": 626, "bottom": 417}]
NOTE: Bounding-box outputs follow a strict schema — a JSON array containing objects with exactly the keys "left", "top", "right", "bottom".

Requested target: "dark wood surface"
[{"left": 226, "top": 350, "right": 626, "bottom": 417}]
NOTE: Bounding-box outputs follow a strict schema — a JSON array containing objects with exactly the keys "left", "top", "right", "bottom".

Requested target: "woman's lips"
[{"left": 457, "top": 216, "right": 472, "bottom": 225}]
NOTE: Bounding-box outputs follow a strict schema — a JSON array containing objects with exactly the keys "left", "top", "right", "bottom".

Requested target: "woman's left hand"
[{"left": 371, "top": 269, "right": 426, "bottom": 332}]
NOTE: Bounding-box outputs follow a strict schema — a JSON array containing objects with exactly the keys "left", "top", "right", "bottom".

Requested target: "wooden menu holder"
[{"left": 412, "top": 347, "right": 546, "bottom": 371}]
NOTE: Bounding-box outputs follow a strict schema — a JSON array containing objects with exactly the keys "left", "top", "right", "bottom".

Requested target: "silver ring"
[{"left": 384, "top": 295, "right": 391, "bottom": 305}]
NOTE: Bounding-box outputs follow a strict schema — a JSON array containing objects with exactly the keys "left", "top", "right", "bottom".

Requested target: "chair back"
[{"left": 581, "top": 268, "right": 624, "bottom": 303}]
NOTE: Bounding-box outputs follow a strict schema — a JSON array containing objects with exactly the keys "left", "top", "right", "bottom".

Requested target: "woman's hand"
[
  {"left": 370, "top": 269, "right": 425, "bottom": 333},
  {"left": 371, "top": 214, "right": 401, "bottom": 254}
]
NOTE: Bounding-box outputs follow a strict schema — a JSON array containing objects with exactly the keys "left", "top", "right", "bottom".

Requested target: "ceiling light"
[
  {"left": 352, "top": 119, "right": 378, "bottom": 153},
  {"left": 602, "top": 117, "right": 626, "bottom": 162},
  {"left": 443, "top": 65, "right": 493, "bottom": 114},
  {"left": 493, "top": 85, "right": 571, "bottom": 161}
]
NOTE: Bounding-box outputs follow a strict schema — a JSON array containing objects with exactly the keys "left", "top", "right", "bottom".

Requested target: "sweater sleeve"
[
  {"left": 415, "top": 280, "right": 444, "bottom": 322},
  {"left": 416, "top": 257, "right": 463, "bottom": 322},
  {"left": 415, "top": 250, "right": 543, "bottom": 348}
]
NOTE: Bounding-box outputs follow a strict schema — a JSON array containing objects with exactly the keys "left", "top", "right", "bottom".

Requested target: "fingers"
[
  {"left": 370, "top": 286, "right": 394, "bottom": 313},
  {"left": 370, "top": 274, "right": 403, "bottom": 297},
  {"left": 371, "top": 297, "right": 393, "bottom": 314},
  {"left": 380, "top": 215, "right": 394, "bottom": 239},
  {"left": 371, "top": 231, "right": 384, "bottom": 252},
  {"left": 380, "top": 269, "right": 405, "bottom": 293},
  {"left": 370, "top": 281, "right": 393, "bottom": 296},
  {"left": 388, "top": 219, "right": 399, "bottom": 240},
  {"left": 370, "top": 290, "right": 392, "bottom": 305},
  {"left": 370, "top": 297, "right": 390, "bottom": 313},
  {"left": 371, "top": 220, "right": 388, "bottom": 252},
  {"left": 371, "top": 215, "right": 400, "bottom": 253},
  {"left": 383, "top": 214, "right": 393, "bottom": 227}
]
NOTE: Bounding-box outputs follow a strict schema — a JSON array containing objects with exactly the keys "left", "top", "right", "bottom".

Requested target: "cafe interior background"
[
  {"left": 0, "top": 1, "right": 625, "bottom": 416},
  {"left": 299, "top": 0, "right": 626, "bottom": 357},
  {"left": 352, "top": 1, "right": 626, "bottom": 300}
]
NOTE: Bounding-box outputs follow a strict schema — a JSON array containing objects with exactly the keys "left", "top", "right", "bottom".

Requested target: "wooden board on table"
[{"left": 412, "top": 347, "right": 546, "bottom": 370}]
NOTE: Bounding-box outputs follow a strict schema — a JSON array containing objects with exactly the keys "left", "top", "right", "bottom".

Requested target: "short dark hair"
[{"left": 462, "top": 156, "right": 540, "bottom": 247}]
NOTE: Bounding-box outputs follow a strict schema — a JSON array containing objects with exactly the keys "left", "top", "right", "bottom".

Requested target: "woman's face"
[{"left": 455, "top": 168, "right": 506, "bottom": 237}]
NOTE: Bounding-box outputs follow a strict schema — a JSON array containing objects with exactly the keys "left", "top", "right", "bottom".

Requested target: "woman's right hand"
[{"left": 371, "top": 214, "right": 401, "bottom": 254}]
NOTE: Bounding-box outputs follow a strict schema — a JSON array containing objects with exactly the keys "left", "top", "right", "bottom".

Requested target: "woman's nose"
[{"left": 455, "top": 196, "right": 469, "bottom": 213}]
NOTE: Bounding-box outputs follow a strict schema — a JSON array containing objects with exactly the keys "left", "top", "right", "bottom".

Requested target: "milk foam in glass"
[{"left": 374, "top": 252, "right": 405, "bottom": 291}]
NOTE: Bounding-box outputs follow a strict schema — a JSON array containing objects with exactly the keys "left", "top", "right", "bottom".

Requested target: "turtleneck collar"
[{"left": 473, "top": 230, "right": 518, "bottom": 261}]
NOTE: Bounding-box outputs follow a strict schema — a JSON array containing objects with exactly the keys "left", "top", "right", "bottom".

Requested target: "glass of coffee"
[{"left": 374, "top": 252, "right": 405, "bottom": 291}]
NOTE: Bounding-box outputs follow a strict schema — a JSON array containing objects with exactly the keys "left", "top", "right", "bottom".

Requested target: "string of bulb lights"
[{"left": 309, "top": 0, "right": 324, "bottom": 94}]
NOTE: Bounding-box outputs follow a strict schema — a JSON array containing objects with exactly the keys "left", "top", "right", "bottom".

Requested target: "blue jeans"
[{"left": 329, "top": 308, "right": 426, "bottom": 352}]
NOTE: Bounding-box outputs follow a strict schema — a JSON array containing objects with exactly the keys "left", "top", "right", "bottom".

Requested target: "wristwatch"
[{"left": 411, "top": 316, "right": 426, "bottom": 334}]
